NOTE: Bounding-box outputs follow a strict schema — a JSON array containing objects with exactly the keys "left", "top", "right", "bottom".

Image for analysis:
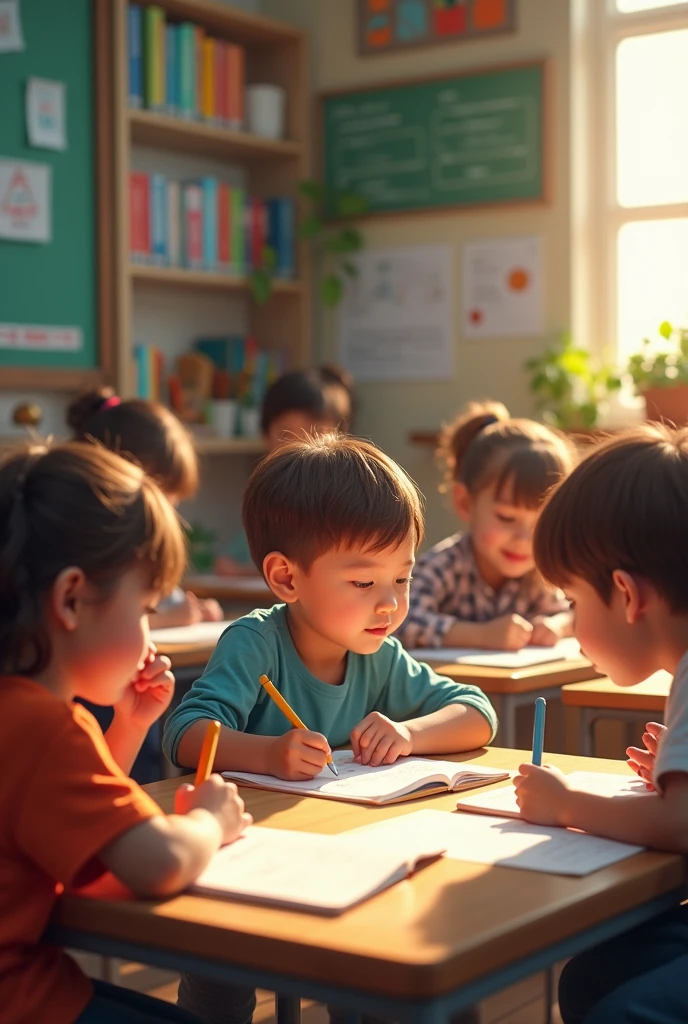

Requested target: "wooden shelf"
[
  {"left": 192, "top": 436, "right": 265, "bottom": 455},
  {"left": 130, "top": 264, "right": 301, "bottom": 296},
  {"left": 141, "top": 0, "right": 302, "bottom": 45},
  {"left": 129, "top": 109, "right": 301, "bottom": 162}
]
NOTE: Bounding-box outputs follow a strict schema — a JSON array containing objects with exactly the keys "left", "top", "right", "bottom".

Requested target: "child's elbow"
[{"left": 128, "top": 847, "right": 193, "bottom": 898}]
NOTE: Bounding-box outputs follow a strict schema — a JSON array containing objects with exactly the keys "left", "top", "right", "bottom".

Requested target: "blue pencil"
[{"left": 532, "top": 696, "right": 546, "bottom": 766}]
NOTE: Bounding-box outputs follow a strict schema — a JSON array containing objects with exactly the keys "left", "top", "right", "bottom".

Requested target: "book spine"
[
  {"left": 195, "top": 26, "right": 205, "bottom": 121},
  {"left": 226, "top": 43, "right": 244, "bottom": 130},
  {"left": 178, "top": 23, "right": 195, "bottom": 119},
  {"left": 217, "top": 182, "right": 230, "bottom": 273},
  {"left": 182, "top": 182, "right": 203, "bottom": 269},
  {"left": 201, "top": 37, "right": 215, "bottom": 123},
  {"left": 167, "top": 180, "right": 180, "bottom": 267},
  {"left": 157, "top": 10, "right": 166, "bottom": 110},
  {"left": 201, "top": 177, "right": 218, "bottom": 271},
  {"left": 230, "top": 187, "right": 245, "bottom": 275},
  {"left": 134, "top": 344, "right": 149, "bottom": 399},
  {"left": 215, "top": 40, "right": 227, "bottom": 127},
  {"left": 129, "top": 171, "right": 148, "bottom": 262},
  {"left": 165, "top": 23, "right": 177, "bottom": 116},
  {"left": 151, "top": 173, "right": 167, "bottom": 265},
  {"left": 128, "top": 5, "right": 143, "bottom": 108},
  {"left": 250, "top": 197, "right": 265, "bottom": 270},
  {"left": 274, "top": 197, "right": 295, "bottom": 279},
  {"left": 143, "top": 6, "right": 165, "bottom": 111}
]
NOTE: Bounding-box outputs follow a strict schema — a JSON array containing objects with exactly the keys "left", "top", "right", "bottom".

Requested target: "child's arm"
[
  {"left": 530, "top": 610, "right": 574, "bottom": 645},
  {"left": 99, "top": 776, "right": 252, "bottom": 897},
  {"left": 442, "top": 615, "right": 534, "bottom": 650},
  {"left": 176, "top": 719, "right": 331, "bottom": 780},
  {"left": 351, "top": 703, "right": 492, "bottom": 766}
]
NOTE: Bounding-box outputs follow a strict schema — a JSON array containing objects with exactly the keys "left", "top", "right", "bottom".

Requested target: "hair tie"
[{"left": 100, "top": 395, "right": 121, "bottom": 412}]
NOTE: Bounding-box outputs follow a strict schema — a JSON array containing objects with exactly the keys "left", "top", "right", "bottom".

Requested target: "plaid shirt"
[{"left": 399, "top": 533, "right": 569, "bottom": 649}]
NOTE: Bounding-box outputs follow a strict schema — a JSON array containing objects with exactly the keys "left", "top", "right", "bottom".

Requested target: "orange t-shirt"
[{"left": 0, "top": 676, "right": 162, "bottom": 1024}]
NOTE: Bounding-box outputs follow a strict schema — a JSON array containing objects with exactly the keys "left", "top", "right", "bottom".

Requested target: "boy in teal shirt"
[{"left": 164, "top": 433, "right": 495, "bottom": 1024}]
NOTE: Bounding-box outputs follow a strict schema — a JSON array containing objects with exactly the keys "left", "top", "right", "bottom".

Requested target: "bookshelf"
[{"left": 112, "top": 0, "right": 311, "bottom": 403}]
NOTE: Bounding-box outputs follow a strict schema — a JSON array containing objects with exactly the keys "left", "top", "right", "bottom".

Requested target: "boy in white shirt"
[{"left": 513, "top": 423, "right": 688, "bottom": 1024}]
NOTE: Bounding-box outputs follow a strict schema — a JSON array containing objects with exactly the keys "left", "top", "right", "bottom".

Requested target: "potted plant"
[
  {"left": 524, "top": 335, "right": 622, "bottom": 431},
  {"left": 627, "top": 321, "right": 688, "bottom": 424}
]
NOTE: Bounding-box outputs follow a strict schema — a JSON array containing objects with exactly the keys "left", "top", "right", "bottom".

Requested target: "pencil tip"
[{"left": 328, "top": 762, "right": 339, "bottom": 777}]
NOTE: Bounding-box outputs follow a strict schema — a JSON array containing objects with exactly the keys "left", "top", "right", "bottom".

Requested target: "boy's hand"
[
  {"left": 627, "top": 721, "right": 665, "bottom": 791},
  {"left": 175, "top": 776, "right": 252, "bottom": 845},
  {"left": 267, "top": 730, "right": 331, "bottom": 780},
  {"left": 199, "top": 597, "right": 223, "bottom": 622},
  {"left": 513, "top": 763, "right": 571, "bottom": 826},
  {"left": 350, "top": 712, "right": 412, "bottom": 766},
  {"left": 481, "top": 614, "right": 534, "bottom": 651},
  {"left": 530, "top": 616, "right": 559, "bottom": 647},
  {"left": 114, "top": 644, "right": 174, "bottom": 730}
]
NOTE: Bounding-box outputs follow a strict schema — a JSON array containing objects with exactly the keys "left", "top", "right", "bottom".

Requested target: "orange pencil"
[
  {"left": 195, "top": 719, "right": 222, "bottom": 786},
  {"left": 258, "top": 674, "right": 338, "bottom": 776}
]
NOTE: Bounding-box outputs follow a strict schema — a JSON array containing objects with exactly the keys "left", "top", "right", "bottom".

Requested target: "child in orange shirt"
[{"left": 0, "top": 442, "right": 251, "bottom": 1024}]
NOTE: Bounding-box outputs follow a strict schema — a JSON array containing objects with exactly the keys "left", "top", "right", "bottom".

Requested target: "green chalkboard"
[
  {"left": 322, "top": 61, "right": 547, "bottom": 216},
  {"left": 0, "top": 0, "right": 96, "bottom": 370}
]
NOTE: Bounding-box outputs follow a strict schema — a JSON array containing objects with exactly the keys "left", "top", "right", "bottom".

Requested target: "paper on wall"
[
  {"left": 462, "top": 235, "right": 543, "bottom": 338},
  {"left": 0, "top": 159, "right": 51, "bottom": 243}
]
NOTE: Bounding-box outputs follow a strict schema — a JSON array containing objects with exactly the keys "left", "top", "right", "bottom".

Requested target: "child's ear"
[
  {"left": 263, "top": 551, "right": 298, "bottom": 603},
  {"left": 50, "top": 567, "right": 87, "bottom": 631},
  {"left": 452, "top": 482, "right": 472, "bottom": 522},
  {"left": 611, "top": 569, "right": 645, "bottom": 624}
]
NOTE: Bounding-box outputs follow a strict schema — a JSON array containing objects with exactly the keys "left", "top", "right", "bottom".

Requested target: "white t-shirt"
[{"left": 654, "top": 650, "right": 688, "bottom": 792}]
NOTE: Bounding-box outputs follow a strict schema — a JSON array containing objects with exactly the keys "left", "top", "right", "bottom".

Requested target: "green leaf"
[
  {"left": 250, "top": 269, "right": 272, "bottom": 306},
  {"left": 320, "top": 274, "right": 344, "bottom": 308},
  {"left": 659, "top": 320, "right": 673, "bottom": 340},
  {"left": 335, "top": 191, "right": 368, "bottom": 218},
  {"left": 326, "top": 227, "right": 364, "bottom": 254},
  {"left": 298, "top": 180, "right": 326, "bottom": 202},
  {"left": 261, "top": 245, "right": 277, "bottom": 271},
  {"left": 299, "top": 215, "right": 324, "bottom": 241}
]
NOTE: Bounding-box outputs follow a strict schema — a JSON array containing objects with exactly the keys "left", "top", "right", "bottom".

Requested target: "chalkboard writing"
[{"left": 322, "top": 62, "right": 546, "bottom": 216}]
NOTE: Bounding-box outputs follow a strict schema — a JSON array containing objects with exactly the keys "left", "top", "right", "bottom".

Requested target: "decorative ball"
[{"left": 12, "top": 402, "right": 43, "bottom": 427}]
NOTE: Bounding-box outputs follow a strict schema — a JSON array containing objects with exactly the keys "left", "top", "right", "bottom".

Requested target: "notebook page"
[
  {"left": 224, "top": 750, "right": 502, "bottom": 803},
  {"left": 408, "top": 637, "right": 582, "bottom": 669},
  {"left": 352, "top": 809, "right": 643, "bottom": 876},
  {"left": 457, "top": 771, "right": 650, "bottom": 818},
  {"left": 150, "top": 620, "right": 233, "bottom": 646},
  {"left": 192, "top": 825, "right": 444, "bottom": 912}
]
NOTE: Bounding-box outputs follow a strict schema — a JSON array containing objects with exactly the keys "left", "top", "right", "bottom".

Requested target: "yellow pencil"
[
  {"left": 195, "top": 719, "right": 222, "bottom": 786},
  {"left": 258, "top": 674, "right": 338, "bottom": 776}
]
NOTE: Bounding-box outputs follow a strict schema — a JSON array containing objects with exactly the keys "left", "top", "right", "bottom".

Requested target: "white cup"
[
  {"left": 246, "top": 84, "right": 286, "bottom": 140},
  {"left": 210, "top": 399, "right": 237, "bottom": 437},
  {"left": 239, "top": 405, "right": 261, "bottom": 438}
]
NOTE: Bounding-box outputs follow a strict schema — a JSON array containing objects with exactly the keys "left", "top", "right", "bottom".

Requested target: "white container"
[
  {"left": 246, "top": 84, "right": 286, "bottom": 140},
  {"left": 210, "top": 399, "right": 238, "bottom": 437},
  {"left": 239, "top": 405, "right": 261, "bottom": 438}
]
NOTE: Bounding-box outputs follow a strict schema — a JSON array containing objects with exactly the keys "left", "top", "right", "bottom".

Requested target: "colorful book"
[
  {"left": 182, "top": 182, "right": 203, "bottom": 269},
  {"left": 267, "top": 197, "right": 295, "bottom": 279},
  {"left": 217, "top": 182, "right": 230, "bottom": 273},
  {"left": 143, "top": 5, "right": 165, "bottom": 111},
  {"left": 195, "top": 26, "right": 205, "bottom": 121},
  {"left": 178, "top": 22, "right": 196, "bottom": 119},
  {"left": 165, "top": 23, "right": 178, "bottom": 115},
  {"left": 128, "top": 5, "right": 143, "bottom": 108},
  {"left": 215, "top": 42, "right": 227, "bottom": 126},
  {"left": 226, "top": 43, "right": 244, "bottom": 129},
  {"left": 230, "top": 187, "right": 245, "bottom": 274},
  {"left": 249, "top": 197, "right": 267, "bottom": 270},
  {"left": 201, "top": 37, "right": 215, "bottom": 123},
  {"left": 157, "top": 10, "right": 166, "bottom": 109},
  {"left": 150, "top": 173, "right": 167, "bottom": 265},
  {"left": 201, "top": 177, "right": 218, "bottom": 271},
  {"left": 167, "top": 180, "right": 180, "bottom": 267},
  {"left": 129, "top": 172, "right": 150, "bottom": 262}
]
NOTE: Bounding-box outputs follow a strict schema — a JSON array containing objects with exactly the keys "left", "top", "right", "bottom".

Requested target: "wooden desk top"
[
  {"left": 54, "top": 747, "right": 686, "bottom": 1000},
  {"left": 426, "top": 657, "right": 601, "bottom": 694},
  {"left": 185, "top": 573, "right": 273, "bottom": 604},
  {"left": 562, "top": 673, "right": 672, "bottom": 712}
]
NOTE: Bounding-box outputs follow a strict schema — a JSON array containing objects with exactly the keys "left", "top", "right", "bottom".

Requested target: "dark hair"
[
  {"left": 243, "top": 433, "right": 424, "bottom": 572},
  {"left": 67, "top": 387, "right": 199, "bottom": 500},
  {"left": 0, "top": 442, "right": 186, "bottom": 675},
  {"left": 260, "top": 367, "right": 354, "bottom": 436},
  {"left": 534, "top": 423, "right": 688, "bottom": 611},
  {"left": 438, "top": 400, "right": 576, "bottom": 508}
]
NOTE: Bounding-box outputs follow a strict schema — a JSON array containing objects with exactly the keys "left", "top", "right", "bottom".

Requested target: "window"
[{"left": 579, "top": 1, "right": 688, "bottom": 364}]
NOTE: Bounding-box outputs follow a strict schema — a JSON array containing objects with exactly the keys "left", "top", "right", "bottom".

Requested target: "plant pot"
[{"left": 643, "top": 385, "right": 688, "bottom": 425}]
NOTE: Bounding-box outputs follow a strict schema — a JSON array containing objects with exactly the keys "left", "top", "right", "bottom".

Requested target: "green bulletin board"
[
  {"left": 322, "top": 61, "right": 547, "bottom": 216},
  {"left": 0, "top": 0, "right": 97, "bottom": 370}
]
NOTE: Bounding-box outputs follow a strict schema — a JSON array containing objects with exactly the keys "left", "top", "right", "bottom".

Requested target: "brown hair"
[
  {"left": 260, "top": 367, "right": 355, "bottom": 436},
  {"left": 438, "top": 400, "right": 576, "bottom": 508},
  {"left": 242, "top": 433, "right": 424, "bottom": 572},
  {"left": 0, "top": 442, "right": 186, "bottom": 675},
  {"left": 534, "top": 423, "right": 688, "bottom": 610},
  {"left": 68, "top": 387, "right": 199, "bottom": 500}
]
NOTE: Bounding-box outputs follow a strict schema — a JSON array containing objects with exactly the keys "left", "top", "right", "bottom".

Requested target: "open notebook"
[
  {"left": 408, "top": 637, "right": 583, "bottom": 670},
  {"left": 457, "top": 771, "right": 650, "bottom": 819},
  {"left": 191, "top": 825, "right": 445, "bottom": 914},
  {"left": 150, "top": 620, "right": 233, "bottom": 646},
  {"left": 223, "top": 749, "right": 510, "bottom": 806}
]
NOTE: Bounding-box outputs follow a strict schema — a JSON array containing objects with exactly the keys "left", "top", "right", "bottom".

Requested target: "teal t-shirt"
[{"left": 163, "top": 605, "right": 498, "bottom": 766}]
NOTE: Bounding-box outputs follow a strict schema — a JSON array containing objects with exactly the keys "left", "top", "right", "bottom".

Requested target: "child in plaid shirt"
[{"left": 399, "top": 401, "right": 576, "bottom": 651}]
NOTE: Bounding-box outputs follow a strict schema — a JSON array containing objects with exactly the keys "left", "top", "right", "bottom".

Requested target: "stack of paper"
[
  {"left": 456, "top": 771, "right": 650, "bottom": 819},
  {"left": 150, "top": 620, "right": 233, "bottom": 646},
  {"left": 408, "top": 637, "right": 583, "bottom": 669}
]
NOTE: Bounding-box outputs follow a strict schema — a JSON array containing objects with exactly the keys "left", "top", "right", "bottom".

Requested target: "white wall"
[{"left": 262, "top": 0, "right": 573, "bottom": 546}]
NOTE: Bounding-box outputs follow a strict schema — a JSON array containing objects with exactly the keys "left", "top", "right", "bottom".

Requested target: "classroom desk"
[
  {"left": 419, "top": 654, "right": 603, "bottom": 747},
  {"left": 50, "top": 747, "right": 687, "bottom": 1024},
  {"left": 151, "top": 621, "right": 234, "bottom": 672},
  {"left": 185, "top": 573, "right": 273, "bottom": 606},
  {"left": 562, "top": 673, "right": 671, "bottom": 756}
]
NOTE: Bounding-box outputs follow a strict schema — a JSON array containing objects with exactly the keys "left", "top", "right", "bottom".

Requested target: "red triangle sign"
[{"left": 1, "top": 168, "right": 37, "bottom": 219}]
